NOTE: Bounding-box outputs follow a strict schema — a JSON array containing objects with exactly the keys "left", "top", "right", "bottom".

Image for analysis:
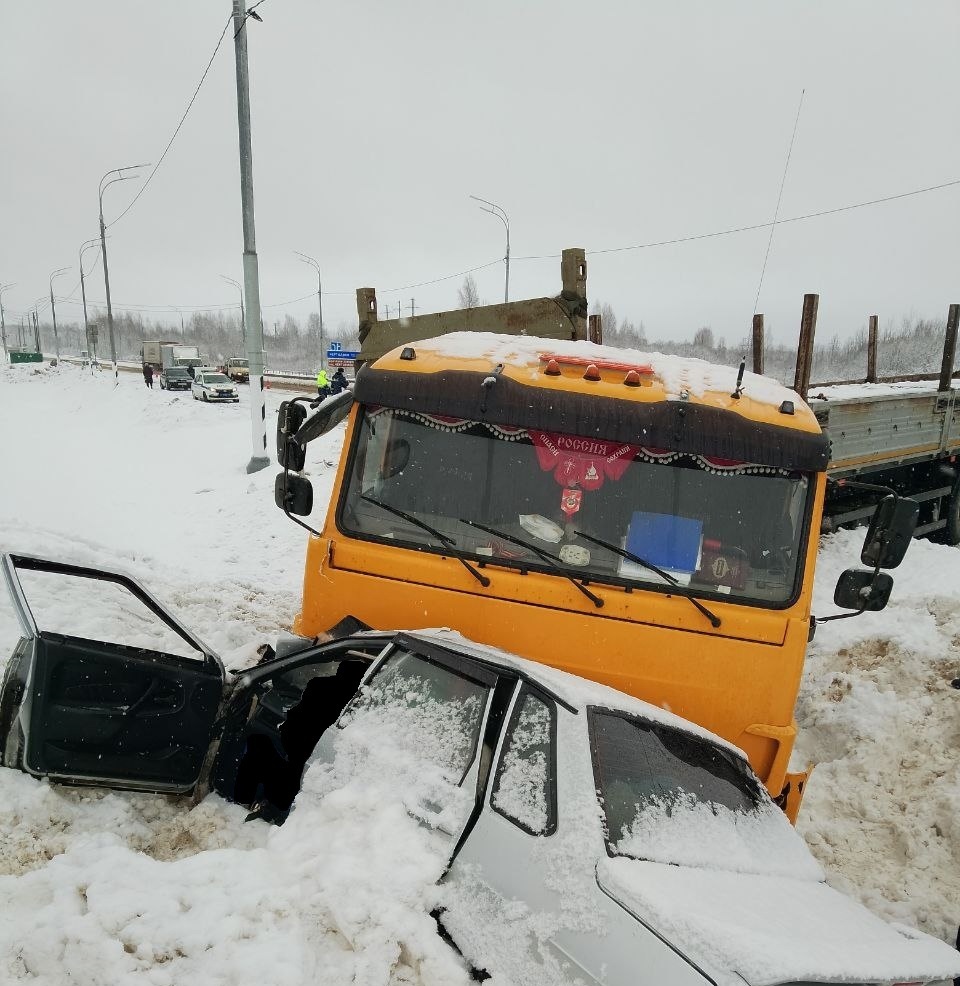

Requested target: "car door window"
[
  {"left": 490, "top": 689, "right": 557, "bottom": 835},
  {"left": 343, "top": 648, "right": 489, "bottom": 784},
  {"left": 16, "top": 568, "right": 202, "bottom": 659}
]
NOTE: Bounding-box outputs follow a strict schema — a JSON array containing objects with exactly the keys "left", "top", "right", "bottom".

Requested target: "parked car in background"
[
  {"left": 191, "top": 370, "right": 239, "bottom": 403},
  {"left": 220, "top": 357, "right": 250, "bottom": 383},
  {"left": 1, "top": 553, "right": 957, "bottom": 986},
  {"left": 159, "top": 366, "right": 192, "bottom": 391}
]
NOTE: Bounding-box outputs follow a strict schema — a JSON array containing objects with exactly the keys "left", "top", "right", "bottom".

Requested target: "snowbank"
[{"left": 0, "top": 361, "right": 957, "bottom": 982}]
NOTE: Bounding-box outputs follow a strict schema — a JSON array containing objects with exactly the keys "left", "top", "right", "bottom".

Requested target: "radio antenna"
[{"left": 753, "top": 89, "right": 805, "bottom": 316}]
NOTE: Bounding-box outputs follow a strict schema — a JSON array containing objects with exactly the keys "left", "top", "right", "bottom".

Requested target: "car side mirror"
[
  {"left": 861, "top": 495, "right": 918, "bottom": 569},
  {"left": 296, "top": 391, "right": 354, "bottom": 446},
  {"left": 277, "top": 401, "right": 308, "bottom": 470},
  {"left": 834, "top": 568, "right": 894, "bottom": 612},
  {"left": 275, "top": 472, "right": 314, "bottom": 516}
]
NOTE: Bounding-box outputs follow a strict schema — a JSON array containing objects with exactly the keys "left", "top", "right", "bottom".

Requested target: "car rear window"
[{"left": 588, "top": 709, "right": 820, "bottom": 878}]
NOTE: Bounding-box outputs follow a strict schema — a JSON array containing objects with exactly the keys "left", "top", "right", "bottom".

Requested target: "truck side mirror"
[
  {"left": 834, "top": 569, "right": 894, "bottom": 612},
  {"left": 296, "top": 391, "right": 354, "bottom": 446},
  {"left": 275, "top": 472, "right": 314, "bottom": 516},
  {"left": 277, "top": 401, "right": 308, "bottom": 470},
  {"left": 861, "top": 495, "right": 918, "bottom": 569}
]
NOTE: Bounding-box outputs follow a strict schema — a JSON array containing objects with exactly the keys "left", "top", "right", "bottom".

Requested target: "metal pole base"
[{"left": 246, "top": 455, "right": 270, "bottom": 474}]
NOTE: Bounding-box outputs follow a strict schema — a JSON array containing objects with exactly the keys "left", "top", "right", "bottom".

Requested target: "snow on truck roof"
[{"left": 359, "top": 332, "right": 830, "bottom": 472}]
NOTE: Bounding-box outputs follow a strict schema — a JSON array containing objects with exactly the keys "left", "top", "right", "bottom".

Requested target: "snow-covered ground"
[{"left": 0, "top": 361, "right": 957, "bottom": 984}]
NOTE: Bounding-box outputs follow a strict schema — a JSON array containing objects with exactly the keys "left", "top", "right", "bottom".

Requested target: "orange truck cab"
[{"left": 279, "top": 333, "right": 904, "bottom": 820}]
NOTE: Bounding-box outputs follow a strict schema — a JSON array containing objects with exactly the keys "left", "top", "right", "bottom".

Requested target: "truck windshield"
[{"left": 339, "top": 407, "right": 810, "bottom": 607}]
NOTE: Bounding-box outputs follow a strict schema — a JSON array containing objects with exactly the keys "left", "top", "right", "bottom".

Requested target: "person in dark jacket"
[
  {"left": 328, "top": 367, "right": 349, "bottom": 395},
  {"left": 142, "top": 363, "right": 154, "bottom": 388}
]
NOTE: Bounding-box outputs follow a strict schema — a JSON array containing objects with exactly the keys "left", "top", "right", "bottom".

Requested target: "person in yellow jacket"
[{"left": 316, "top": 368, "right": 329, "bottom": 398}]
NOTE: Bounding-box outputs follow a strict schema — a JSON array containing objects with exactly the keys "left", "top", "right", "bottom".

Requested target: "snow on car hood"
[{"left": 597, "top": 855, "right": 960, "bottom": 986}]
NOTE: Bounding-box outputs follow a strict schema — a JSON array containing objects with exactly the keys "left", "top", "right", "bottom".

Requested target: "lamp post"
[
  {"left": 33, "top": 299, "right": 46, "bottom": 353},
  {"left": 232, "top": 0, "right": 268, "bottom": 473},
  {"left": 0, "top": 282, "right": 14, "bottom": 362},
  {"left": 99, "top": 164, "right": 148, "bottom": 385},
  {"left": 294, "top": 251, "right": 324, "bottom": 370},
  {"left": 220, "top": 274, "right": 245, "bottom": 333},
  {"left": 469, "top": 194, "right": 510, "bottom": 302},
  {"left": 49, "top": 267, "right": 69, "bottom": 360},
  {"left": 79, "top": 238, "right": 100, "bottom": 367}
]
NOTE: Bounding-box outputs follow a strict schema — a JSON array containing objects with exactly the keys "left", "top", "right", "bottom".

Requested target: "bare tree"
[{"left": 458, "top": 275, "right": 481, "bottom": 309}]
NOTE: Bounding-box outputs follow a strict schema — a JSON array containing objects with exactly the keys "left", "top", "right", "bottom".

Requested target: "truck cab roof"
[{"left": 357, "top": 332, "right": 828, "bottom": 473}]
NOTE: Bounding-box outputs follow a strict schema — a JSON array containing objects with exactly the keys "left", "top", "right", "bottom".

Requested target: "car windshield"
[
  {"left": 339, "top": 407, "right": 810, "bottom": 606},
  {"left": 230, "top": 359, "right": 248, "bottom": 367},
  {"left": 588, "top": 709, "right": 820, "bottom": 878},
  {"left": 205, "top": 374, "right": 230, "bottom": 384},
  {"left": 166, "top": 368, "right": 189, "bottom": 378}
]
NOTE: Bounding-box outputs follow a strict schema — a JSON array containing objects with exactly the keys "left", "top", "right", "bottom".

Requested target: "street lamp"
[
  {"left": 469, "top": 194, "right": 510, "bottom": 303},
  {"left": 79, "top": 238, "right": 100, "bottom": 367},
  {"left": 99, "top": 163, "right": 149, "bottom": 385},
  {"left": 220, "top": 274, "right": 245, "bottom": 333},
  {"left": 0, "top": 282, "right": 15, "bottom": 362},
  {"left": 33, "top": 298, "right": 46, "bottom": 353},
  {"left": 294, "top": 251, "right": 324, "bottom": 370},
  {"left": 49, "top": 267, "right": 69, "bottom": 360}
]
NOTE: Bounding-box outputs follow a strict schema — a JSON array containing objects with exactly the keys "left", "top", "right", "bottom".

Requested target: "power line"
[
  {"left": 106, "top": 14, "right": 233, "bottom": 230},
  {"left": 24, "top": 173, "right": 959, "bottom": 321},
  {"left": 513, "top": 175, "right": 960, "bottom": 261}
]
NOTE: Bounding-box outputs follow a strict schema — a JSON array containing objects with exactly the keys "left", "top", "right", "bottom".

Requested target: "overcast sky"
[{"left": 2, "top": 1, "right": 957, "bottom": 351}]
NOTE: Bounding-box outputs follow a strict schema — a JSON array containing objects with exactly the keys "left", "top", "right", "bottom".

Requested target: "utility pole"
[
  {"left": 294, "top": 251, "right": 324, "bottom": 371},
  {"left": 0, "top": 283, "right": 14, "bottom": 362},
  {"left": 32, "top": 310, "right": 41, "bottom": 352},
  {"left": 410, "top": 297, "right": 416, "bottom": 317},
  {"left": 80, "top": 239, "right": 99, "bottom": 369},
  {"left": 99, "top": 165, "right": 147, "bottom": 385},
  {"left": 233, "top": 0, "right": 268, "bottom": 473},
  {"left": 470, "top": 194, "right": 510, "bottom": 302},
  {"left": 49, "top": 267, "right": 68, "bottom": 360}
]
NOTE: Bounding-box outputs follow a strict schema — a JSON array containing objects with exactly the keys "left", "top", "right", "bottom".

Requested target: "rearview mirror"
[
  {"left": 834, "top": 568, "right": 894, "bottom": 612},
  {"left": 861, "top": 495, "right": 918, "bottom": 569},
  {"left": 274, "top": 472, "right": 314, "bottom": 516},
  {"left": 296, "top": 391, "right": 354, "bottom": 447}
]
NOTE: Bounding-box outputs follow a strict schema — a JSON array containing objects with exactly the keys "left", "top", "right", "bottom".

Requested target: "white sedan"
[
  {"left": 191, "top": 370, "right": 239, "bottom": 402},
  {"left": 1, "top": 553, "right": 958, "bottom": 986}
]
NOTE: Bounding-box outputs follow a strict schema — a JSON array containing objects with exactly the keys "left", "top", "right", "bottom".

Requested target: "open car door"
[{"left": 0, "top": 553, "right": 224, "bottom": 794}]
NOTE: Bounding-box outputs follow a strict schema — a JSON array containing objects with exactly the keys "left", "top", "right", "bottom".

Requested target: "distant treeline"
[
  {"left": 18, "top": 303, "right": 952, "bottom": 385},
  {"left": 21, "top": 308, "right": 359, "bottom": 375},
  {"left": 593, "top": 302, "right": 952, "bottom": 387}
]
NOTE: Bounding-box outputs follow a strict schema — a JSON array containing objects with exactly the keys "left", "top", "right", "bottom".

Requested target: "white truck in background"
[{"left": 140, "top": 341, "right": 205, "bottom": 372}]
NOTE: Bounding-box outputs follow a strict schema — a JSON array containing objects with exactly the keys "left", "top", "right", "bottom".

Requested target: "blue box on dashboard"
[{"left": 625, "top": 512, "right": 703, "bottom": 573}]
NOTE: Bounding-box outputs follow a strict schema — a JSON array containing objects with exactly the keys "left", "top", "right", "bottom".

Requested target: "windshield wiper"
[
  {"left": 574, "top": 530, "right": 721, "bottom": 628},
  {"left": 359, "top": 494, "right": 490, "bottom": 587},
  {"left": 458, "top": 518, "right": 603, "bottom": 609}
]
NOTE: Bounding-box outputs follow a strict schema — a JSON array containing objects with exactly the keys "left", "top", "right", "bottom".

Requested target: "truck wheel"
[{"left": 931, "top": 479, "right": 960, "bottom": 546}]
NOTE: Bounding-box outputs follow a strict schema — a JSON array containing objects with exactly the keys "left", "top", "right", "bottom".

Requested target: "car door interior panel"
[{"left": 24, "top": 635, "right": 222, "bottom": 788}]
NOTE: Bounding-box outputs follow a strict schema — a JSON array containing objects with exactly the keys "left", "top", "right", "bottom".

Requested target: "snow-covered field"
[{"left": 0, "top": 361, "right": 957, "bottom": 984}]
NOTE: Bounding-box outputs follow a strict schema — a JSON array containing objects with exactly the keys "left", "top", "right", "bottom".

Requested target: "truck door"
[{"left": 0, "top": 554, "right": 224, "bottom": 794}]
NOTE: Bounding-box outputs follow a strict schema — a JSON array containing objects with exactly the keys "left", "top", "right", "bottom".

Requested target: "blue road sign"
[{"left": 327, "top": 349, "right": 359, "bottom": 360}]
